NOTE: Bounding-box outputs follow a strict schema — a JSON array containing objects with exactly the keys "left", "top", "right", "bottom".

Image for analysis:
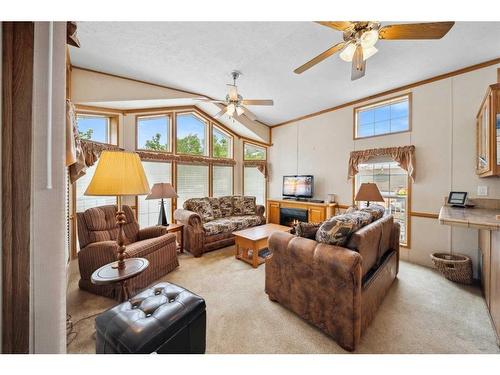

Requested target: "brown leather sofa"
[
  {"left": 265, "top": 215, "right": 400, "bottom": 351},
  {"left": 173, "top": 196, "right": 266, "bottom": 257},
  {"left": 77, "top": 205, "right": 179, "bottom": 299}
]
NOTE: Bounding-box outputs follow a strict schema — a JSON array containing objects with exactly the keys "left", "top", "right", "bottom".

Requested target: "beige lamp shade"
[
  {"left": 355, "top": 183, "right": 385, "bottom": 202},
  {"left": 85, "top": 151, "right": 150, "bottom": 196},
  {"left": 146, "top": 183, "right": 178, "bottom": 200}
]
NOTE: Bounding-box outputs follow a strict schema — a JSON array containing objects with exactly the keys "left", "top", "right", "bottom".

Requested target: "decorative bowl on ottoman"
[{"left": 95, "top": 282, "right": 206, "bottom": 354}]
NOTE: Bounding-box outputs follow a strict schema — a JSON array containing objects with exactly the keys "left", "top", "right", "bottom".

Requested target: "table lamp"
[
  {"left": 85, "top": 150, "right": 150, "bottom": 270},
  {"left": 146, "top": 183, "right": 178, "bottom": 226},
  {"left": 354, "top": 183, "right": 385, "bottom": 207}
]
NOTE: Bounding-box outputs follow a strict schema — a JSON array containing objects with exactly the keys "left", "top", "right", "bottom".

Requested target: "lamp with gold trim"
[{"left": 85, "top": 150, "right": 150, "bottom": 270}]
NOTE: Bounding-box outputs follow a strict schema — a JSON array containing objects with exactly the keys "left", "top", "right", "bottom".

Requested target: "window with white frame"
[
  {"left": 243, "top": 166, "right": 266, "bottom": 205},
  {"left": 176, "top": 164, "right": 209, "bottom": 209},
  {"left": 76, "top": 114, "right": 111, "bottom": 143},
  {"left": 354, "top": 95, "right": 410, "bottom": 139},
  {"left": 138, "top": 161, "right": 172, "bottom": 227},
  {"left": 354, "top": 159, "right": 409, "bottom": 246},
  {"left": 212, "top": 165, "right": 233, "bottom": 197},
  {"left": 137, "top": 114, "right": 171, "bottom": 152},
  {"left": 76, "top": 162, "right": 116, "bottom": 212}
]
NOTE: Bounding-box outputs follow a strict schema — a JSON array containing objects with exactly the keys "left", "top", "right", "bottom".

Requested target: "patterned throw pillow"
[
  {"left": 219, "top": 196, "right": 234, "bottom": 217},
  {"left": 242, "top": 196, "right": 256, "bottom": 215},
  {"left": 294, "top": 221, "right": 322, "bottom": 239},
  {"left": 345, "top": 205, "right": 359, "bottom": 214},
  {"left": 315, "top": 211, "right": 372, "bottom": 246},
  {"left": 183, "top": 198, "right": 214, "bottom": 223},
  {"left": 207, "top": 197, "right": 222, "bottom": 219},
  {"left": 360, "top": 204, "right": 385, "bottom": 221},
  {"left": 232, "top": 196, "right": 245, "bottom": 215}
]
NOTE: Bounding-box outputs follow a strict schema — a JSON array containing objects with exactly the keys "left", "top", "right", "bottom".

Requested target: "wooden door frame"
[{"left": 1, "top": 21, "right": 34, "bottom": 354}]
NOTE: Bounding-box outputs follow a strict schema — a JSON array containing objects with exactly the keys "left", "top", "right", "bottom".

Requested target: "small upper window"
[
  {"left": 212, "top": 126, "right": 233, "bottom": 159},
  {"left": 354, "top": 95, "right": 410, "bottom": 139},
  {"left": 176, "top": 113, "right": 208, "bottom": 156},
  {"left": 76, "top": 114, "right": 110, "bottom": 143},
  {"left": 244, "top": 142, "right": 266, "bottom": 160},
  {"left": 137, "top": 114, "right": 171, "bottom": 152}
]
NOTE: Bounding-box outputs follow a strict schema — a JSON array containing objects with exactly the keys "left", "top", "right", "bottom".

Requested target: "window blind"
[
  {"left": 138, "top": 161, "right": 172, "bottom": 228},
  {"left": 212, "top": 165, "right": 233, "bottom": 197},
  {"left": 176, "top": 164, "right": 209, "bottom": 209},
  {"left": 76, "top": 162, "right": 116, "bottom": 212},
  {"left": 244, "top": 166, "right": 266, "bottom": 205}
]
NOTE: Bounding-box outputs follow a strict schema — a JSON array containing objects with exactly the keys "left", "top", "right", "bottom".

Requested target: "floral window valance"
[{"left": 348, "top": 145, "right": 416, "bottom": 182}]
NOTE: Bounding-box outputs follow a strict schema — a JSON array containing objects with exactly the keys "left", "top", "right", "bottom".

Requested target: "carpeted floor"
[{"left": 66, "top": 246, "right": 500, "bottom": 354}]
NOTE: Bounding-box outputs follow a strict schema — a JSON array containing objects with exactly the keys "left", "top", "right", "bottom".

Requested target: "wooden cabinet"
[
  {"left": 476, "top": 84, "right": 500, "bottom": 177},
  {"left": 266, "top": 199, "right": 337, "bottom": 225},
  {"left": 479, "top": 229, "right": 500, "bottom": 344}
]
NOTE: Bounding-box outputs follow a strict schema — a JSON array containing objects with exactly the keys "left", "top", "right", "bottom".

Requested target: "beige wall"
[{"left": 269, "top": 64, "right": 500, "bottom": 273}]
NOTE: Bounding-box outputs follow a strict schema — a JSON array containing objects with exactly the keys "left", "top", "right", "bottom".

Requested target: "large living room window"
[
  {"left": 176, "top": 164, "right": 209, "bottom": 209},
  {"left": 212, "top": 125, "right": 233, "bottom": 158},
  {"left": 354, "top": 94, "right": 411, "bottom": 139},
  {"left": 243, "top": 166, "right": 266, "bottom": 205},
  {"left": 137, "top": 114, "right": 171, "bottom": 152},
  {"left": 138, "top": 161, "right": 172, "bottom": 227},
  {"left": 76, "top": 163, "right": 116, "bottom": 212},
  {"left": 212, "top": 165, "right": 233, "bottom": 197},
  {"left": 76, "top": 114, "right": 112, "bottom": 144},
  {"left": 354, "top": 160, "right": 410, "bottom": 246},
  {"left": 176, "top": 112, "right": 208, "bottom": 156}
]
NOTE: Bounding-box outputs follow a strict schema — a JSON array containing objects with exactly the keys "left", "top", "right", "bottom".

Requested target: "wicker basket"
[{"left": 430, "top": 252, "right": 473, "bottom": 284}]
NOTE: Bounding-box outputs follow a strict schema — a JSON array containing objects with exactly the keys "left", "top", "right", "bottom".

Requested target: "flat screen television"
[{"left": 282, "top": 175, "right": 314, "bottom": 198}]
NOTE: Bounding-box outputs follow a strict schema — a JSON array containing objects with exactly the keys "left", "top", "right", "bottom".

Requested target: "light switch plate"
[{"left": 477, "top": 185, "right": 488, "bottom": 196}]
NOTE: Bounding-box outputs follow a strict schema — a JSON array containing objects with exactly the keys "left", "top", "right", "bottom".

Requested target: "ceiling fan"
[
  {"left": 197, "top": 71, "right": 274, "bottom": 121},
  {"left": 294, "top": 21, "right": 455, "bottom": 80}
]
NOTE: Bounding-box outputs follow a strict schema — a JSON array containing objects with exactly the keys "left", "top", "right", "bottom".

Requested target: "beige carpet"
[{"left": 67, "top": 246, "right": 500, "bottom": 354}]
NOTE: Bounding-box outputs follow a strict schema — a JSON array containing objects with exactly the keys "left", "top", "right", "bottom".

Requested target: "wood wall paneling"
[{"left": 2, "top": 21, "right": 34, "bottom": 354}]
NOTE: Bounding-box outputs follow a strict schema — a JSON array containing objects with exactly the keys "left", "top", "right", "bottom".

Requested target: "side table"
[
  {"left": 91, "top": 258, "right": 149, "bottom": 302},
  {"left": 163, "top": 223, "right": 184, "bottom": 253}
]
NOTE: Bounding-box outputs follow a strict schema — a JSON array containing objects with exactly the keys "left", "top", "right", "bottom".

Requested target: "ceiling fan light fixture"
[
  {"left": 339, "top": 43, "right": 356, "bottom": 62},
  {"left": 226, "top": 103, "right": 236, "bottom": 116},
  {"left": 236, "top": 106, "right": 244, "bottom": 116},
  {"left": 360, "top": 29, "right": 379, "bottom": 48},
  {"left": 362, "top": 46, "right": 378, "bottom": 60}
]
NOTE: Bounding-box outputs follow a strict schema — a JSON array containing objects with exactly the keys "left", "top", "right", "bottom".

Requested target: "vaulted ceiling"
[{"left": 70, "top": 21, "right": 500, "bottom": 126}]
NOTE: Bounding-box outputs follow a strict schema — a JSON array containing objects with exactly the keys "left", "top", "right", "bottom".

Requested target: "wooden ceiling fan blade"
[
  {"left": 195, "top": 98, "right": 226, "bottom": 104},
  {"left": 241, "top": 99, "right": 274, "bottom": 106},
  {"left": 214, "top": 108, "right": 228, "bottom": 118},
  {"left": 351, "top": 45, "right": 366, "bottom": 81},
  {"left": 294, "top": 41, "right": 346, "bottom": 74},
  {"left": 241, "top": 106, "right": 257, "bottom": 121},
  {"left": 316, "top": 21, "right": 354, "bottom": 31},
  {"left": 379, "top": 22, "right": 455, "bottom": 40}
]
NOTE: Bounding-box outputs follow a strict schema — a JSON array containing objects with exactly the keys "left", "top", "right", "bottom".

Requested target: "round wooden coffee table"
[{"left": 91, "top": 258, "right": 149, "bottom": 302}]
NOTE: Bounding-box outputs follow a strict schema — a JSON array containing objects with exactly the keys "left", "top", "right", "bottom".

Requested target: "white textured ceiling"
[{"left": 70, "top": 21, "right": 500, "bottom": 125}]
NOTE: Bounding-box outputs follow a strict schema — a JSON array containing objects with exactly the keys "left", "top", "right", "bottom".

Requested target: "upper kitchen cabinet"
[{"left": 476, "top": 83, "right": 500, "bottom": 177}]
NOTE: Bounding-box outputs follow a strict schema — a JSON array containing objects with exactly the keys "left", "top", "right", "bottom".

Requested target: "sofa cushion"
[
  {"left": 184, "top": 198, "right": 214, "bottom": 223},
  {"left": 83, "top": 205, "right": 138, "bottom": 245},
  {"left": 315, "top": 211, "right": 372, "bottom": 246},
  {"left": 232, "top": 196, "right": 245, "bottom": 215},
  {"left": 243, "top": 196, "right": 257, "bottom": 215},
  {"left": 207, "top": 197, "right": 222, "bottom": 219},
  {"left": 230, "top": 215, "right": 265, "bottom": 230},
  {"left": 219, "top": 196, "right": 233, "bottom": 217},
  {"left": 203, "top": 218, "right": 236, "bottom": 236},
  {"left": 294, "top": 221, "right": 322, "bottom": 239},
  {"left": 360, "top": 204, "right": 385, "bottom": 221}
]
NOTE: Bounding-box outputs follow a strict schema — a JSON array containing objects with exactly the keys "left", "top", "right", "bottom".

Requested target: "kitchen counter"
[{"left": 439, "top": 205, "right": 500, "bottom": 231}]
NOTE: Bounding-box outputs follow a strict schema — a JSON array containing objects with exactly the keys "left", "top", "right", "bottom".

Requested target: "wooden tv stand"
[{"left": 267, "top": 198, "right": 338, "bottom": 224}]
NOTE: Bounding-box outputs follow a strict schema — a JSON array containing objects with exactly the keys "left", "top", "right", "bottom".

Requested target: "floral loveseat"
[{"left": 173, "top": 196, "right": 266, "bottom": 257}]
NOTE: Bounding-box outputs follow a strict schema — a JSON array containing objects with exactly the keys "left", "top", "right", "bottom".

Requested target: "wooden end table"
[
  {"left": 234, "top": 223, "right": 292, "bottom": 268},
  {"left": 163, "top": 223, "right": 184, "bottom": 253},
  {"left": 91, "top": 257, "right": 149, "bottom": 302}
]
